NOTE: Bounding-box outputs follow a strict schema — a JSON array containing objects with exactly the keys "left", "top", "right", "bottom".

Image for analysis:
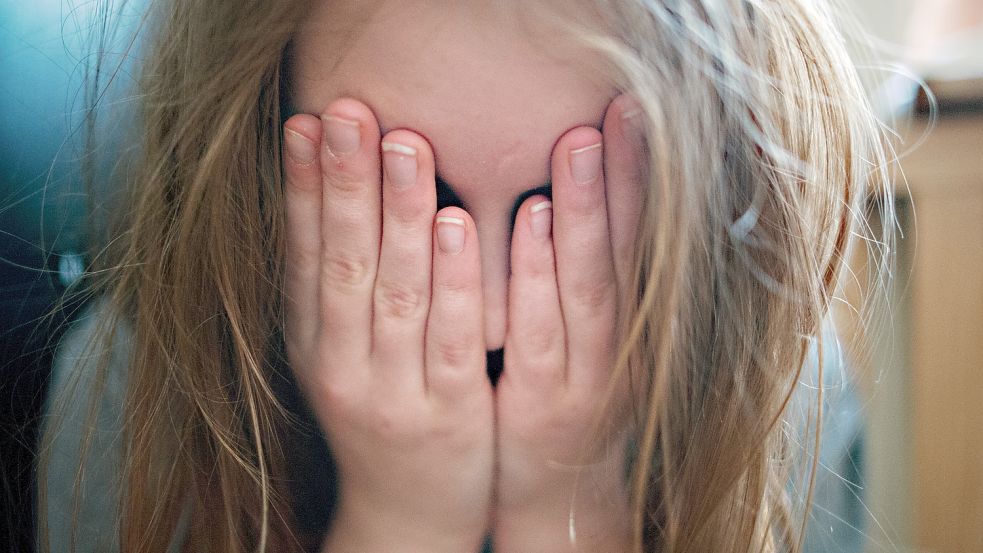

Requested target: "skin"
[{"left": 282, "top": 1, "right": 644, "bottom": 551}]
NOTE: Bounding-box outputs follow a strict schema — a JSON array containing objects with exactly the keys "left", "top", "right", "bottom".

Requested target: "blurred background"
[
  {"left": 835, "top": 1, "right": 983, "bottom": 552},
  {"left": 1, "top": 1, "right": 981, "bottom": 552}
]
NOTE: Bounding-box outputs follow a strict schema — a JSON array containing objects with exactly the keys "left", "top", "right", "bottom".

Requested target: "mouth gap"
[{"left": 486, "top": 348, "right": 504, "bottom": 386}]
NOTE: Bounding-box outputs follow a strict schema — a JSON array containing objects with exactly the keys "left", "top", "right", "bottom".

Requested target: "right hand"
[{"left": 281, "top": 98, "right": 495, "bottom": 552}]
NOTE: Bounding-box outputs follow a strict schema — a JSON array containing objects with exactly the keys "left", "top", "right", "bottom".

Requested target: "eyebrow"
[{"left": 435, "top": 173, "right": 552, "bottom": 231}]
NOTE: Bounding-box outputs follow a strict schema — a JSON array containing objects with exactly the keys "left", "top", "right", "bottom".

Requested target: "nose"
[
  {"left": 472, "top": 211, "right": 510, "bottom": 352},
  {"left": 469, "top": 184, "right": 554, "bottom": 352}
]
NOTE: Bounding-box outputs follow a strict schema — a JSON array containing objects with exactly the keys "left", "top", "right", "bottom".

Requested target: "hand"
[
  {"left": 282, "top": 98, "right": 495, "bottom": 553},
  {"left": 493, "top": 94, "right": 645, "bottom": 551}
]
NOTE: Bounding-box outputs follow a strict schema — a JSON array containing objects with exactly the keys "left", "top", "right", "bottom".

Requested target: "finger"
[
  {"left": 551, "top": 127, "right": 618, "bottom": 389},
  {"left": 318, "top": 99, "right": 383, "bottom": 367},
  {"left": 504, "top": 194, "right": 565, "bottom": 390},
  {"left": 425, "top": 207, "right": 487, "bottom": 400},
  {"left": 372, "top": 130, "right": 437, "bottom": 388},
  {"left": 601, "top": 94, "right": 646, "bottom": 322},
  {"left": 283, "top": 114, "right": 324, "bottom": 349}
]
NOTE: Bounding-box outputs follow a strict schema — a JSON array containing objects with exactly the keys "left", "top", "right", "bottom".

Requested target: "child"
[{"left": 41, "top": 0, "right": 893, "bottom": 551}]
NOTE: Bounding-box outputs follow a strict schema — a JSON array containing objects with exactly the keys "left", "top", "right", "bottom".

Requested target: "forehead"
[{"left": 288, "top": 1, "right": 616, "bottom": 204}]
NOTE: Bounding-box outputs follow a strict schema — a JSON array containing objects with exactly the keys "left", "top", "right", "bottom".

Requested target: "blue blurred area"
[
  {"left": 1, "top": 1, "right": 93, "bottom": 257},
  {"left": 2, "top": 0, "right": 143, "bottom": 259},
  {"left": 1, "top": 3, "right": 140, "bottom": 550}
]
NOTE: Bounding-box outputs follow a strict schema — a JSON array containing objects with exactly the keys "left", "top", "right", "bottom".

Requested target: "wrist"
[
  {"left": 493, "top": 499, "right": 632, "bottom": 553},
  {"left": 322, "top": 504, "right": 487, "bottom": 553},
  {"left": 495, "top": 450, "right": 633, "bottom": 552}
]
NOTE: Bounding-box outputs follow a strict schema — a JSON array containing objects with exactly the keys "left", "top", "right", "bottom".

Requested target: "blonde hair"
[{"left": 40, "top": 0, "right": 894, "bottom": 551}]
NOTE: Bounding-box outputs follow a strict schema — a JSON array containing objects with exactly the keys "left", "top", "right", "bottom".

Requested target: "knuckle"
[
  {"left": 319, "top": 379, "right": 361, "bottom": 416},
  {"left": 514, "top": 256, "right": 554, "bottom": 280},
  {"left": 517, "top": 348, "right": 562, "bottom": 379},
  {"left": 375, "top": 280, "right": 426, "bottom": 319},
  {"left": 429, "top": 418, "right": 471, "bottom": 453},
  {"left": 287, "top": 247, "right": 320, "bottom": 278},
  {"left": 525, "top": 328, "right": 563, "bottom": 356},
  {"left": 433, "top": 275, "right": 477, "bottom": 298},
  {"left": 570, "top": 277, "right": 615, "bottom": 316},
  {"left": 529, "top": 261, "right": 556, "bottom": 280},
  {"left": 323, "top": 165, "right": 366, "bottom": 196},
  {"left": 318, "top": 381, "right": 422, "bottom": 443},
  {"left": 293, "top": 363, "right": 361, "bottom": 422},
  {"left": 286, "top": 168, "right": 319, "bottom": 192},
  {"left": 369, "top": 403, "right": 420, "bottom": 443},
  {"left": 388, "top": 201, "right": 431, "bottom": 226},
  {"left": 322, "top": 250, "right": 372, "bottom": 289},
  {"left": 432, "top": 338, "right": 474, "bottom": 368}
]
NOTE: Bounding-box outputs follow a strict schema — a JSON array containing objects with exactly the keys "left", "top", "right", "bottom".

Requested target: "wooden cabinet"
[
  {"left": 849, "top": 106, "right": 983, "bottom": 553},
  {"left": 903, "top": 110, "right": 983, "bottom": 553}
]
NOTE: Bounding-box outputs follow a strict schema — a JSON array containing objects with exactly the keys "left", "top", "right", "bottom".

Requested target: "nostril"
[
  {"left": 486, "top": 348, "right": 504, "bottom": 386},
  {"left": 435, "top": 175, "right": 465, "bottom": 210}
]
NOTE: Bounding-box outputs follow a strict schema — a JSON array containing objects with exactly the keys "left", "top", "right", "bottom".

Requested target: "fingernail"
[
  {"left": 621, "top": 105, "right": 645, "bottom": 146},
  {"left": 324, "top": 115, "right": 361, "bottom": 157},
  {"left": 436, "top": 216, "right": 466, "bottom": 254},
  {"left": 284, "top": 128, "right": 316, "bottom": 165},
  {"left": 569, "top": 142, "right": 602, "bottom": 185},
  {"left": 529, "top": 200, "right": 552, "bottom": 240},
  {"left": 382, "top": 142, "right": 418, "bottom": 190}
]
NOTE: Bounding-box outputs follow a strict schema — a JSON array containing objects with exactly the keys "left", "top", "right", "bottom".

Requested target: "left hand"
[{"left": 493, "top": 93, "right": 646, "bottom": 552}]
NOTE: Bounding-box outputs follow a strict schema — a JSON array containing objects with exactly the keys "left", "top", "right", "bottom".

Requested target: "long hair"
[{"left": 39, "top": 0, "right": 894, "bottom": 551}]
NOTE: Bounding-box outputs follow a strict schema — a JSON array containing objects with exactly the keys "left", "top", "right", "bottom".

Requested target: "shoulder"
[
  {"left": 47, "top": 298, "right": 132, "bottom": 417},
  {"left": 40, "top": 297, "right": 131, "bottom": 553}
]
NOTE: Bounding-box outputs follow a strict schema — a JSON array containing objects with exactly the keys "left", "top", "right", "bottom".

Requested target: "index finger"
[
  {"left": 601, "top": 94, "right": 646, "bottom": 326},
  {"left": 317, "top": 99, "right": 383, "bottom": 363}
]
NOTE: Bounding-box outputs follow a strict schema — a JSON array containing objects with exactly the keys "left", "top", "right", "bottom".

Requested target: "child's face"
[{"left": 289, "top": 1, "right": 617, "bottom": 350}]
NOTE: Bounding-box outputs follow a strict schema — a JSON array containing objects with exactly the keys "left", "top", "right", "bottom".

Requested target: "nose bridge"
[{"left": 472, "top": 210, "right": 511, "bottom": 352}]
